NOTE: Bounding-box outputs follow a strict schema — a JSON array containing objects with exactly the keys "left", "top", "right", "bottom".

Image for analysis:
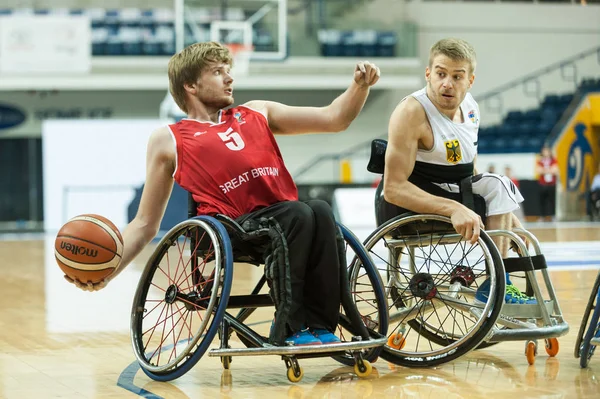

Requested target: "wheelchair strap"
[
  {"left": 460, "top": 176, "right": 475, "bottom": 211},
  {"left": 502, "top": 254, "right": 548, "bottom": 273},
  {"left": 259, "top": 217, "right": 294, "bottom": 345}
]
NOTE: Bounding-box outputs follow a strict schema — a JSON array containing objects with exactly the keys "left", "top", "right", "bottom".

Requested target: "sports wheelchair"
[
  {"left": 362, "top": 139, "right": 569, "bottom": 367},
  {"left": 129, "top": 194, "right": 389, "bottom": 382},
  {"left": 574, "top": 268, "right": 600, "bottom": 368}
]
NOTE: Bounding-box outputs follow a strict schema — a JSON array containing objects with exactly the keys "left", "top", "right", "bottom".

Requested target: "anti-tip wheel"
[
  {"left": 545, "top": 338, "right": 559, "bottom": 357},
  {"left": 525, "top": 341, "right": 537, "bottom": 365}
]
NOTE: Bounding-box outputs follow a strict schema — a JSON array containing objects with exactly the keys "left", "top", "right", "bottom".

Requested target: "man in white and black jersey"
[{"left": 378, "top": 38, "right": 535, "bottom": 304}]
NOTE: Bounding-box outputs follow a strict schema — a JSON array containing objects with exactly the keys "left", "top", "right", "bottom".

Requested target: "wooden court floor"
[{"left": 0, "top": 223, "right": 599, "bottom": 399}]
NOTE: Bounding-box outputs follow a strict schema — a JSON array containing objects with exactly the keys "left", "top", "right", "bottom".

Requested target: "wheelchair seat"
[
  {"left": 366, "top": 138, "right": 486, "bottom": 227},
  {"left": 213, "top": 214, "right": 270, "bottom": 265}
]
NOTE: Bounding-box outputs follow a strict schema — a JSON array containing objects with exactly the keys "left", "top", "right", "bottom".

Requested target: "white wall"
[{"left": 42, "top": 119, "right": 164, "bottom": 231}]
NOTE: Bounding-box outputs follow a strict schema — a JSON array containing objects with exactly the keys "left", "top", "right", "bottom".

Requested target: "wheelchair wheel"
[
  {"left": 362, "top": 214, "right": 505, "bottom": 367},
  {"left": 575, "top": 271, "right": 600, "bottom": 368},
  {"left": 130, "top": 216, "right": 233, "bottom": 381},
  {"left": 333, "top": 224, "right": 388, "bottom": 366}
]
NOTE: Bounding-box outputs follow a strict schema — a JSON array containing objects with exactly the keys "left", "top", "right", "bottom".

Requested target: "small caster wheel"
[
  {"left": 387, "top": 333, "right": 406, "bottom": 350},
  {"left": 287, "top": 365, "right": 304, "bottom": 383},
  {"left": 354, "top": 359, "right": 372, "bottom": 378},
  {"left": 221, "top": 355, "right": 232, "bottom": 370},
  {"left": 545, "top": 338, "right": 559, "bottom": 357},
  {"left": 525, "top": 340, "right": 537, "bottom": 365}
]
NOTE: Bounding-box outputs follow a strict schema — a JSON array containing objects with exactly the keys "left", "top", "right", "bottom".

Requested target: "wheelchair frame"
[{"left": 129, "top": 194, "right": 389, "bottom": 382}]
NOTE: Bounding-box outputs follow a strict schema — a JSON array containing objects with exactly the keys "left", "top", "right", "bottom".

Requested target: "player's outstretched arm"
[
  {"left": 244, "top": 61, "right": 380, "bottom": 135},
  {"left": 65, "top": 126, "right": 176, "bottom": 291},
  {"left": 383, "top": 98, "right": 483, "bottom": 244}
]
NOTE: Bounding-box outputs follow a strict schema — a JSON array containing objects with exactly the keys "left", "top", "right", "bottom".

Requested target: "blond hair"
[
  {"left": 168, "top": 41, "right": 233, "bottom": 113},
  {"left": 429, "top": 38, "right": 477, "bottom": 75}
]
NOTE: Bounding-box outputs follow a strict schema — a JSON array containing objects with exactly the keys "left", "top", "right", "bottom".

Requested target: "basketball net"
[{"left": 227, "top": 43, "right": 253, "bottom": 77}]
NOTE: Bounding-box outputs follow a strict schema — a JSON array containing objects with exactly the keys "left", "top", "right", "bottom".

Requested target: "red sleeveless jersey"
[{"left": 169, "top": 105, "right": 298, "bottom": 218}]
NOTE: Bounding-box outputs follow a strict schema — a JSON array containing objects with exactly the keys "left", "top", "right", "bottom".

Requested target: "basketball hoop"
[{"left": 227, "top": 43, "right": 253, "bottom": 77}]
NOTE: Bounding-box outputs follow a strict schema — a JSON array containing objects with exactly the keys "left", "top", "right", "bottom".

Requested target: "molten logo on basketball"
[{"left": 60, "top": 241, "right": 99, "bottom": 258}]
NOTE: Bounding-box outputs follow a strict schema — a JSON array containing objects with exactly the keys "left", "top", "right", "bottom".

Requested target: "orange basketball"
[{"left": 55, "top": 214, "right": 123, "bottom": 284}]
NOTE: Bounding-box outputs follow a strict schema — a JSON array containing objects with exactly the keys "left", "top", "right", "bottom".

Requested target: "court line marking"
[{"left": 117, "top": 320, "right": 270, "bottom": 397}]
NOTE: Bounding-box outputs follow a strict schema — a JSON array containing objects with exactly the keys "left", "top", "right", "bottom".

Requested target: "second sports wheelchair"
[
  {"left": 129, "top": 194, "right": 389, "bottom": 382},
  {"left": 362, "top": 139, "right": 569, "bottom": 367},
  {"left": 574, "top": 268, "right": 600, "bottom": 368}
]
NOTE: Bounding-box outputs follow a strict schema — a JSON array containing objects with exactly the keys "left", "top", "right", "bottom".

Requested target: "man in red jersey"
[{"left": 66, "top": 41, "right": 380, "bottom": 346}]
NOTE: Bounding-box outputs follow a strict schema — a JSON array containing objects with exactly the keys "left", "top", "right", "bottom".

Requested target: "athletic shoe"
[
  {"left": 309, "top": 328, "right": 341, "bottom": 344},
  {"left": 475, "top": 276, "right": 537, "bottom": 304},
  {"left": 284, "top": 328, "right": 322, "bottom": 346}
]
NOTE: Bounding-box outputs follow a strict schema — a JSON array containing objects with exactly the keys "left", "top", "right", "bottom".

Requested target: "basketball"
[{"left": 55, "top": 214, "right": 124, "bottom": 284}]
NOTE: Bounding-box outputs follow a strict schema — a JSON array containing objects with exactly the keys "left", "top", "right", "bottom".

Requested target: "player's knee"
[
  {"left": 305, "top": 199, "right": 335, "bottom": 221},
  {"left": 286, "top": 201, "right": 315, "bottom": 227}
]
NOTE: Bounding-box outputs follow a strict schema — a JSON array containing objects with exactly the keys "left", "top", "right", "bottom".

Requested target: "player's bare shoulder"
[
  {"left": 241, "top": 100, "right": 269, "bottom": 116},
  {"left": 148, "top": 126, "right": 176, "bottom": 168},
  {"left": 389, "top": 96, "right": 429, "bottom": 140}
]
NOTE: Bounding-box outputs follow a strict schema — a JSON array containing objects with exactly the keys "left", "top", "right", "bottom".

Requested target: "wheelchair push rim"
[
  {"left": 362, "top": 214, "right": 505, "bottom": 366},
  {"left": 577, "top": 272, "right": 600, "bottom": 368},
  {"left": 333, "top": 224, "right": 389, "bottom": 365}
]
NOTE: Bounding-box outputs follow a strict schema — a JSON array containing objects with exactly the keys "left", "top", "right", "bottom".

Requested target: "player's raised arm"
[{"left": 245, "top": 61, "right": 380, "bottom": 135}]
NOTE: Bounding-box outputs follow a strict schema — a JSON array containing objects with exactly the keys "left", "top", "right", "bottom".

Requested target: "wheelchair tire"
[
  {"left": 576, "top": 271, "right": 600, "bottom": 368},
  {"left": 130, "top": 216, "right": 233, "bottom": 381},
  {"left": 362, "top": 214, "right": 506, "bottom": 367},
  {"left": 333, "top": 224, "right": 389, "bottom": 366}
]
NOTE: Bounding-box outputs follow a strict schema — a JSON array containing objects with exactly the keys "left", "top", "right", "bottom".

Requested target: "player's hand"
[
  {"left": 450, "top": 205, "right": 485, "bottom": 245},
  {"left": 64, "top": 275, "right": 108, "bottom": 292},
  {"left": 354, "top": 61, "right": 380, "bottom": 87}
]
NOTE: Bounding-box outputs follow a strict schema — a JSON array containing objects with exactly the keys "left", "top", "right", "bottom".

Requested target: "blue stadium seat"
[
  {"left": 92, "top": 27, "right": 109, "bottom": 56},
  {"left": 540, "top": 107, "right": 559, "bottom": 124},
  {"left": 120, "top": 27, "right": 143, "bottom": 56},
  {"left": 355, "top": 30, "right": 378, "bottom": 57},
  {"left": 154, "top": 26, "right": 175, "bottom": 55},
  {"left": 523, "top": 109, "right": 541, "bottom": 123},
  {"left": 376, "top": 31, "right": 396, "bottom": 57},
  {"left": 104, "top": 9, "right": 120, "bottom": 31},
  {"left": 341, "top": 31, "right": 360, "bottom": 57},
  {"left": 318, "top": 29, "right": 344, "bottom": 57},
  {"left": 525, "top": 136, "right": 544, "bottom": 153},
  {"left": 88, "top": 8, "right": 107, "bottom": 29},
  {"left": 119, "top": 8, "right": 142, "bottom": 28},
  {"left": 491, "top": 137, "right": 509, "bottom": 153},
  {"left": 505, "top": 110, "right": 523, "bottom": 122},
  {"left": 478, "top": 138, "right": 491, "bottom": 154}
]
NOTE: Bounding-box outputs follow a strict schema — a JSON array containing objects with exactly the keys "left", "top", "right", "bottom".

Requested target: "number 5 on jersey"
[{"left": 218, "top": 127, "right": 245, "bottom": 151}]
